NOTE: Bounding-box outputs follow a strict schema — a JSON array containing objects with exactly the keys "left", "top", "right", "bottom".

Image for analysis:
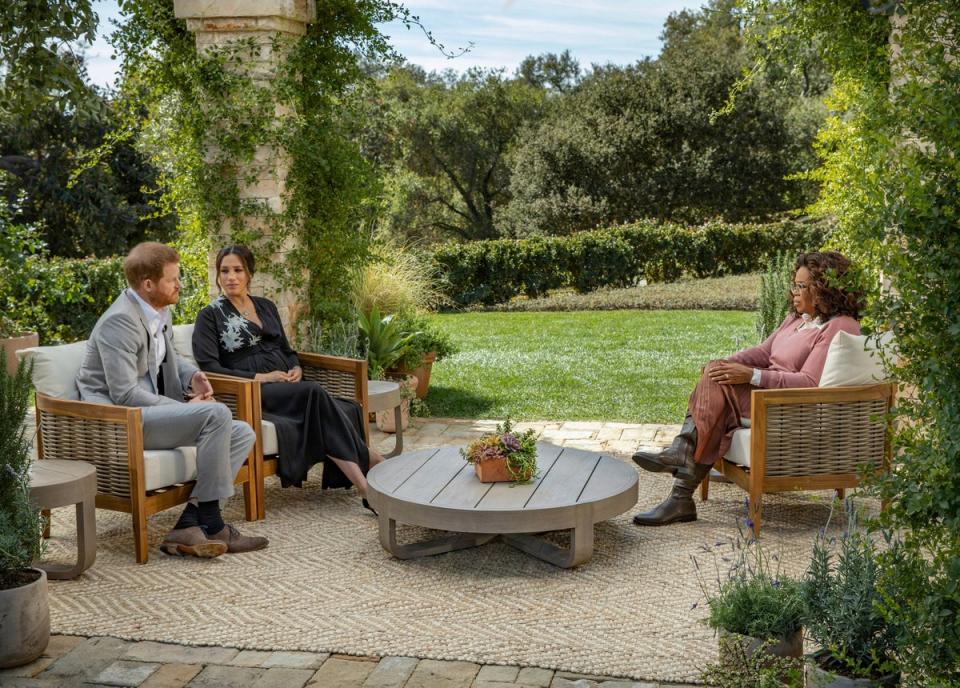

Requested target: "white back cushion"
[
  {"left": 172, "top": 324, "right": 197, "bottom": 368},
  {"left": 819, "top": 331, "right": 893, "bottom": 387},
  {"left": 17, "top": 342, "right": 88, "bottom": 400}
]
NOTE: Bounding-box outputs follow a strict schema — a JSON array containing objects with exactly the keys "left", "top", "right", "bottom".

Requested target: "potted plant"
[
  {"left": 389, "top": 311, "right": 457, "bottom": 400},
  {"left": 803, "top": 514, "right": 899, "bottom": 687},
  {"left": 695, "top": 523, "right": 806, "bottom": 677},
  {"left": 358, "top": 307, "right": 419, "bottom": 433},
  {"left": 0, "top": 315, "right": 39, "bottom": 377},
  {"left": 700, "top": 639, "right": 803, "bottom": 688},
  {"left": 0, "top": 351, "right": 48, "bottom": 668},
  {"left": 461, "top": 419, "right": 538, "bottom": 483},
  {"left": 357, "top": 306, "right": 419, "bottom": 380}
]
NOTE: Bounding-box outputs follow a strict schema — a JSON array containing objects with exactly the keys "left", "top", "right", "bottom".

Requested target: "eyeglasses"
[{"left": 790, "top": 282, "right": 809, "bottom": 294}]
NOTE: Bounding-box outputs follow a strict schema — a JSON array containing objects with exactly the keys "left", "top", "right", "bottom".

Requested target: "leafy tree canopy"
[
  {"left": 365, "top": 65, "right": 546, "bottom": 242},
  {"left": 503, "top": 0, "right": 825, "bottom": 236}
]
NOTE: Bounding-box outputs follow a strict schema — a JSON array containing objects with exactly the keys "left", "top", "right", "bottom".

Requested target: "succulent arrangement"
[{"left": 461, "top": 418, "right": 538, "bottom": 482}]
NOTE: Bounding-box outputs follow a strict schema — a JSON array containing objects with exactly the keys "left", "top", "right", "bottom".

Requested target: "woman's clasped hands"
[{"left": 255, "top": 366, "right": 303, "bottom": 383}]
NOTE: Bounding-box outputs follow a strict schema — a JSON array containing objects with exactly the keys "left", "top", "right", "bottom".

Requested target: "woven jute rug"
[{"left": 42, "top": 461, "right": 871, "bottom": 684}]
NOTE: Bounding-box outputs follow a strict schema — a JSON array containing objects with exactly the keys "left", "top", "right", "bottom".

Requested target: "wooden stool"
[
  {"left": 29, "top": 460, "right": 97, "bottom": 580},
  {"left": 367, "top": 379, "right": 404, "bottom": 458}
]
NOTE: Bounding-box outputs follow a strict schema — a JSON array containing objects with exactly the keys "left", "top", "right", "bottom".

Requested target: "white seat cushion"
[
  {"left": 17, "top": 342, "right": 88, "bottom": 400},
  {"left": 724, "top": 428, "right": 752, "bottom": 467},
  {"left": 171, "top": 324, "right": 197, "bottom": 368},
  {"left": 261, "top": 419, "right": 278, "bottom": 456},
  {"left": 819, "top": 330, "right": 893, "bottom": 387},
  {"left": 143, "top": 446, "right": 198, "bottom": 492}
]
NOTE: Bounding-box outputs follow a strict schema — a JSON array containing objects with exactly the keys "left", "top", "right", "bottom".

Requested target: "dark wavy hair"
[
  {"left": 792, "top": 251, "right": 864, "bottom": 320},
  {"left": 214, "top": 245, "right": 256, "bottom": 292}
]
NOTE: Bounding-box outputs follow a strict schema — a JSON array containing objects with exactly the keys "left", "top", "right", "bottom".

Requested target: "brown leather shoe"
[
  {"left": 160, "top": 526, "right": 228, "bottom": 558},
  {"left": 208, "top": 524, "right": 269, "bottom": 553}
]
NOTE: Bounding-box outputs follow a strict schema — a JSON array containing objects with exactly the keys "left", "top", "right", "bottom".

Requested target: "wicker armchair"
[
  {"left": 171, "top": 326, "right": 368, "bottom": 520},
  {"left": 20, "top": 342, "right": 258, "bottom": 564},
  {"left": 700, "top": 382, "right": 896, "bottom": 537}
]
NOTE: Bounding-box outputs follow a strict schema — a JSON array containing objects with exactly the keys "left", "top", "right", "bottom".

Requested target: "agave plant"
[{"left": 357, "top": 306, "right": 420, "bottom": 379}]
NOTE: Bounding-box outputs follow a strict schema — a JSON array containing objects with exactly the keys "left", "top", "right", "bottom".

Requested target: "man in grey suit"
[{"left": 77, "top": 242, "right": 267, "bottom": 558}]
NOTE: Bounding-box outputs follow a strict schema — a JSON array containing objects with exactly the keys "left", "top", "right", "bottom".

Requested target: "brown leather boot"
[
  {"left": 160, "top": 526, "right": 228, "bottom": 558},
  {"left": 633, "top": 463, "right": 712, "bottom": 526},
  {"left": 207, "top": 524, "right": 269, "bottom": 553},
  {"left": 632, "top": 414, "right": 698, "bottom": 480}
]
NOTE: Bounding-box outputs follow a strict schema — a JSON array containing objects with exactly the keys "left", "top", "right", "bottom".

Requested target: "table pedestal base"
[{"left": 378, "top": 512, "right": 594, "bottom": 569}]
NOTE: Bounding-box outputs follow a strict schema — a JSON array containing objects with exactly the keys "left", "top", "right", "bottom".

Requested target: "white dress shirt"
[{"left": 129, "top": 289, "right": 167, "bottom": 383}]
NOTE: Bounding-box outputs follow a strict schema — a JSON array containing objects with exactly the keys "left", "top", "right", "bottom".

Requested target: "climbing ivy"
[
  {"left": 110, "top": 0, "right": 416, "bottom": 334},
  {"left": 738, "top": 2, "right": 960, "bottom": 684}
]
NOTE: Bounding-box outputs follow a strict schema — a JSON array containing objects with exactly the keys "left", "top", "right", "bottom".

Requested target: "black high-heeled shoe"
[{"left": 362, "top": 498, "right": 377, "bottom": 516}]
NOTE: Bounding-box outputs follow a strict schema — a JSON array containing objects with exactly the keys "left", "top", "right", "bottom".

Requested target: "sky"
[{"left": 85, "top": 0, "right": 704, "bottom": 89}]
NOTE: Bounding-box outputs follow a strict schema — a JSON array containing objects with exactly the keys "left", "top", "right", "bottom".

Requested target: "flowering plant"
[
  {"left": 460, "top": 418, "right": 537, "bottom": 482},
  {"left": 693, "top": 516, "right": 805, "bottom": 642}
]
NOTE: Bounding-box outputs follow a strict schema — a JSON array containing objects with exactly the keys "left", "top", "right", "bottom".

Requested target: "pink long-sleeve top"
[{"left": 728, "top": 314, "right": 861, "bottom": 389}]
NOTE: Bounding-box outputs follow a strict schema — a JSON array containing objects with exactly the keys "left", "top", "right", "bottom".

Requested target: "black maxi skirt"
[{"left": 260, "top": 380, "right": 370, "bottom": 489}]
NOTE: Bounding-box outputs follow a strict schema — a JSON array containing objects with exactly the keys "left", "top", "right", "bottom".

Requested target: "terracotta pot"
[
  {"left": 376, "top": 375, "right": 417, "bottom": 434},
  {"left": 804, "top": 650, "right": 900, "bottom": 687},
  {"left": 391, "top": 351, "right": 437, "bottom": 400},
  {"left": 474, "top": 456, "right": 535, "bottom": 483},
  {"left": 1, "top": 332, "right": 39, "bottom": 376},
  {"left": 0, "top": 568, "right": 50, "bottom": 668}
]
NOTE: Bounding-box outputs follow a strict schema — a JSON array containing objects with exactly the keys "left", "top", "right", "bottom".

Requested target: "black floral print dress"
[{"left": 192, "top": 295, "right": 369, "bottom": 489}]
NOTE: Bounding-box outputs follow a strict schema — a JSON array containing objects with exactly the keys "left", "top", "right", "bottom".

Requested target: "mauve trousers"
[{"left": 687, "top": 360, "right": 754, "bottom": 466}]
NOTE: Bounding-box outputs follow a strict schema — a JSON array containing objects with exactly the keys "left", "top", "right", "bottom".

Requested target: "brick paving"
[
  {"left": 10, "top": 417, "right": 697, "bottom": 688},
  {"left": 0, "top": 635, "right": 700, "bottom": 687}
]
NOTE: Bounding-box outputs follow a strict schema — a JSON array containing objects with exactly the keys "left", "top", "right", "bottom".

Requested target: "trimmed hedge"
[
  {"left": 431, "top": 218, "right": 831, "bottom": 306},
  {"left": 2, "top": 255, "right": 206, "bottom": 345}
]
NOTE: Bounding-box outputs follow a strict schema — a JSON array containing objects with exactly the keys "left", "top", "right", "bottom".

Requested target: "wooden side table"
[
  {"left": 29, "top": 460, "right": 97, "bottom": 579},
  {"left": 367, "top": 379, "right": 404, "bottom": 458}
]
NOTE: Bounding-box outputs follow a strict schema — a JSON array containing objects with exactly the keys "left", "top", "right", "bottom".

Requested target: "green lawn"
[{"left": 425, "top": 310, "right": 755, "bottom": 423}]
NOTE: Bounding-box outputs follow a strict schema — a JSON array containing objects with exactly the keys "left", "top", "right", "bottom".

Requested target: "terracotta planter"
[
  {"left": 376, "top": 375, "right": 417, "bottom": 434},
  {"left": 1, "top": 332, "right": 39, "bottom": 376},
  {"left": 474, "top": 456, "right": 535, "bottom": 483},
  {"left": 391, "top": 351, "right": 437, "bottom": 400},
  {"left": 805, "top": 650, "right": 900, "bottom": 687},
  {"left": 0, "top": 568, "right": 50, "bottom": 668}
]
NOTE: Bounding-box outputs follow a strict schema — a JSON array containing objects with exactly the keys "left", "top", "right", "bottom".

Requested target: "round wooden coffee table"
[{"left": 367, "top": 443, "right": 638, "bottom": 568}]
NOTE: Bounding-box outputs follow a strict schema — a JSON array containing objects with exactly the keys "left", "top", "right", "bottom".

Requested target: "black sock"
[
  {"left": 174, "top": 503, "right": 200, "bottom": 530},
  {"left": 197, "top": 500, "right": 225, "bottom": 534}
]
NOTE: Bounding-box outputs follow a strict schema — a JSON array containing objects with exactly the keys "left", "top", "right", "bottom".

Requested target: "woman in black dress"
[{"left": 192, "top": 246, "right": 384, "bottom": 509}]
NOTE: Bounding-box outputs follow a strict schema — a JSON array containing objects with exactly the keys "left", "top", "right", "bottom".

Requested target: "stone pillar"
[{"left": 173, "top": 0, "right": 316, "bottom": 329}]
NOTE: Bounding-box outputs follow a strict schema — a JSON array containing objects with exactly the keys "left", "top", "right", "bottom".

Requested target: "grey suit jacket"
[{"left": 77, "top": 289, "right": 198, "bottom": 407}]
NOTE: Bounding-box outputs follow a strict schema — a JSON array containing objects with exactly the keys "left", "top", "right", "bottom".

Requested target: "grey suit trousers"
[{"left": 141, "top": 402, "right": 255, "bottom": 503}]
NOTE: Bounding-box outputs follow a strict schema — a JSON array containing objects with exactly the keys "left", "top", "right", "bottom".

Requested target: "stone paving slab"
[
  {"left": 370, "top": 418, "right": 676, "bottom": 458},
  {"left": 15, "top": 635, "right": 709, "bottom": 688}
]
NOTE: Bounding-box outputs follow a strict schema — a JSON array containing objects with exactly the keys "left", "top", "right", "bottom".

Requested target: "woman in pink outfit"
[{"left": 631, "top": 251, "right": 864, "bottom": 526}]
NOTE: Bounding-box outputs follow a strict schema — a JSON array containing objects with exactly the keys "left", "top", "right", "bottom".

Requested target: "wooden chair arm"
[
  {"left": 35, "top": 393, "right": 142, "bottom": 425},
  {"left": 749, "top": 382, "right": 895, "bottom": 479},
  {"left": 296, "top": 351, "right": 369, "bottom": 444},
  {"left": 206, "top": 373, "right": 259, "bottom": 425},
  {"left": 34, "top": 393, "right": 144, "bottom": 499},
  {"left": 751, "top": 382, "right": 895, "bottom": 407},
  {"left": 296, "top": 352, "right": 367, "bottom": 377}
]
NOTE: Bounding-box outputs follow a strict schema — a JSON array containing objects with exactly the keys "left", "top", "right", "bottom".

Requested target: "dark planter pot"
[
  {"left": 0, "top": 568, "right": 50, "bottom": 668},
  {"left": 1, "top": 332, "right": 39, "bottom": 376},
  {"left": 718, "top": 628, "right": 804, "bottom": 663},
  {"left": 805, "top": 650, "right": 900, "bottom": 687}
]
